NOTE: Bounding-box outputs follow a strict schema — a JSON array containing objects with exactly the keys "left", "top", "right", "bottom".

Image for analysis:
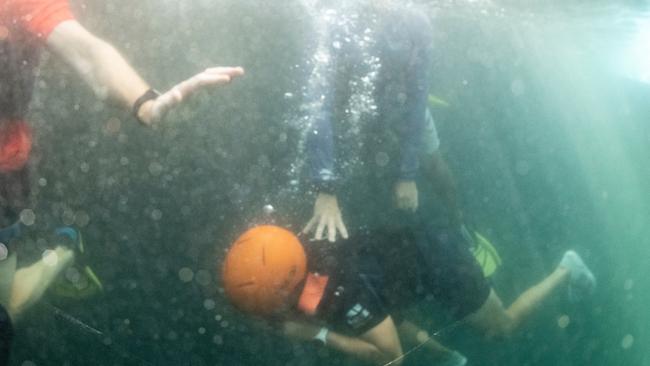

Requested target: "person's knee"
[{"left": 481, "top": 314, "right": 516, "bottom": 340}]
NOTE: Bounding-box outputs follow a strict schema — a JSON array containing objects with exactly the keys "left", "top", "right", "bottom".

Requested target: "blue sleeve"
[
  {"left": 306, "top": 30, "right": 342, "bottom": 188},
  {"left": 306, "top": 82, "right": 336, "bottom": 186},
  {"left": 398, "top": 14, "right": 433, "bottom": 181}
]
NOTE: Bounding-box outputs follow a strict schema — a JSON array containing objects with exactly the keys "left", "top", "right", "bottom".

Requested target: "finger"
[
  {"left": 205, "top": 66, "right": 245, "bottom": 77},
  {"left": 302, "top": 216, "right": 317, "bottom": 234},
  {"left": 173, "top": 73, "right": 234, "bottom": 101},
  {"left": 327, "top": 216, "right": 336, "bottom": 243},
  {"left": 336, "top": 216, "right": 349, "bottom": 239},
  {"left": 315, "top": 216, "right": 326, "bottom": 240},
  {"left": 176, "top": 74, "right": 232, "bottom": 97}
]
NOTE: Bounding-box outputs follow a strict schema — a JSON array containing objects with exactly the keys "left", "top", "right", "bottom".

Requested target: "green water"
[{"left": 9, "top": 0, "right": 650, "bottom": 365}]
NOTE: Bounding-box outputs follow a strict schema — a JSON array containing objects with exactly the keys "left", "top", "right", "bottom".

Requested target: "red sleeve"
[{"left": 7, "top": 0, "right": 75, "bottom": 40}]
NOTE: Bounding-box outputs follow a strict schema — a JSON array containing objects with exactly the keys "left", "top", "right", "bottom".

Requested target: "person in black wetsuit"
[{"left": 277, "top": 222, "right": 596, "bottom": 366}]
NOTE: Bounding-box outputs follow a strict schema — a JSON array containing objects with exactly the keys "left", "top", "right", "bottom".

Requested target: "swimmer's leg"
[
  {"left": 465, "top": 265, "right": 570, "bottom": 339},
  {"left": 8, "top": 246, "right": 74, "bottom": 320},
  {"left": 398, "top": 320, "right": 467, "bottom": 365},
  {"left": 0, "top": 253, "right": 17, "bottom": 308}
]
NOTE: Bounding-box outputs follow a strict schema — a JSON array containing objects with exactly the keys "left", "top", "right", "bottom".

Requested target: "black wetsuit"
[
  {"left": 299, "top": 5, "right": 490, "bottom": 335},
  {"left": 306, "top": 217, "right": 491, "bottom": 335}
]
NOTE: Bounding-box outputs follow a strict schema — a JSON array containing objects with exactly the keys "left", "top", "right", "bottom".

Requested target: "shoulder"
[
  {"left": 5, "top": 0, "right": 75, "bottom": 40},
  {"left": 401, "top": 7, "right": 433, "bottom": 45},
  {"left": 379, "top": 6, "right": 433, "bottom": 49}
]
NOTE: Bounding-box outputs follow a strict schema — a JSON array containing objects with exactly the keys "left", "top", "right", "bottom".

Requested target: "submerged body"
[
  {"left": 0, "top": 0, "right": 243, "bottom": 362},
  {"left": 281, "top": 3, "right": 598, "bottom": 365}
]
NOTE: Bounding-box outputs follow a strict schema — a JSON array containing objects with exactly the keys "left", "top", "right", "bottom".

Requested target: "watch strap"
[{"left": 132, "top": 89, "right": 161, "bottom": 122}]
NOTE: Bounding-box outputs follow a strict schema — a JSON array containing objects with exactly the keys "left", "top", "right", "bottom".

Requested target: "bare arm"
[
  {"left": 283, "top": 317, "right": 403, "bottom": 365},
  {"left": 46, "top": 20, "right": 243, "bottom": 125}
]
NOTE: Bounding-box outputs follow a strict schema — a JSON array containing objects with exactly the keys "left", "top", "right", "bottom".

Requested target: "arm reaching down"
[
  {"left": 283, "top": 317, "right": 404, "bottom": 366},
  {"left": 46, "top": 20, "right": 244, "bottom": 125},
  {"left": 302, "top": 193, "right": 348, "bottom": 242}
]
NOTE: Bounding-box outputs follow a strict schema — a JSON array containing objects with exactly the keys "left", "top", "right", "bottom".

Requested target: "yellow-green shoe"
[
  {"left": 461, "top": 225, "right": 502, "bottom": 278},
  {"left": 50, "top": 227, "right": 104, "bottom": 300},
  {"left": 471, "top": 231, "right": 502, "bottom": 278}
]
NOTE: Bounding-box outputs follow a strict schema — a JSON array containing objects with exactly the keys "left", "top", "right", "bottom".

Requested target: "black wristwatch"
[{"left": 132, "top": 88, "right": 161, "bottom": 123}]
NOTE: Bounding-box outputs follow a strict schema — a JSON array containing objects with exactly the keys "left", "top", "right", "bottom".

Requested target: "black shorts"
[
  {"left": 305, "top": 241, "right": 390, "bottom": 337},
  {"left": 0, "top": 166, "right": 30, "bottom": 227},
  {"left": 358, "top": 224, "right": 491, "bottom": 320}
]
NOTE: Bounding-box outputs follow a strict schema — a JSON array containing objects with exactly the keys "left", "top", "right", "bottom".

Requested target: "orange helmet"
[{"left": 222, "top": 225, "right": 307, "bottom": 315}]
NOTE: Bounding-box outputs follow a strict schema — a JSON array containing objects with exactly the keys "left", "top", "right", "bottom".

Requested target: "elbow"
[{"left": 71, "top": 37, "right": 117, "bottom": 99}]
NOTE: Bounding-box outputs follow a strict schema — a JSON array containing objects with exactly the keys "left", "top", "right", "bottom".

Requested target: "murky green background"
[{"left": 9, "top": 0, "right": 650, "bottom": 365}]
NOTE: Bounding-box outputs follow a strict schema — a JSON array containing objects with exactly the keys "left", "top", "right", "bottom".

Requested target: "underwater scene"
[{"left": 1, "top": 0, "right": 649, "bottom": 365}]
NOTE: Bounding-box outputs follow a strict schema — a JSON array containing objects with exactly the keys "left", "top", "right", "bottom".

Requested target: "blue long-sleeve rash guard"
[{"left": 306, "top": 6, "right": 433, "bottom": 190}]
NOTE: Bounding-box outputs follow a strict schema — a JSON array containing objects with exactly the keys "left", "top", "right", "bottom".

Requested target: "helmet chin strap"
[{"left": 297, "top": 273, "right": 330, "bottom": 315}]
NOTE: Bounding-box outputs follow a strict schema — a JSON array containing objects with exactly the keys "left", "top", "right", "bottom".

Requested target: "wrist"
[
  {"left": 133, "top": 88, "right": 161, "bottom": 125},
  {"left": 312, "top": 180, "right": 338, "bottom": 195},
  {"left": 136, "top": 100, "right": 155, "bottom": 126},
  {"left": 312, "top": 327, "right": 329, "bottom": 345}
]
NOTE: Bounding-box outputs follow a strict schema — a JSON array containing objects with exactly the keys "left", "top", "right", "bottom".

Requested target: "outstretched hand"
[
  {"left": 141, "top": 67, "right": 245, "bottom": 124},
  {"left": 303, "top": 193, "right": 349, "bottom": 243}
]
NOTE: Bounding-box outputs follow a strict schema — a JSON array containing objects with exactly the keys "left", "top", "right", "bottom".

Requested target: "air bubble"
[
  {"left": 213, "top": 334, "right": 223, "bottom": 345},
  {"left": 105, "top": 117, "right": 121, "bottom": 135},
  {"left": 557, "top": 315, "right": 570, "bottom": 328},
  {"left": 75, "top": 211, "right": 90, "bottom": 227},
  {"left": 20, "top": 209, "right": 36, "bottom": 226},
  {"left": 624, "top": 279, "right": 634, "bottom": 291},
  {"left": 149, "top": 162, "right": 163, "bottom": 176},
  {"left": 178, "top": 268, "right": 194, "bottom": 283},
  {"left": 65, "top": 267, "right": 81, "bottom": 283},
  {"left": 151, "top": 209, "right": 163, "bottom": 221},
  {"left": 42, "top": 250, "right": 59, "bottom": 267},
  {"left": 375, "top": 152, "right": 389, "bottom": 167},
  {"left": 263, "top": 204, "right": 275, "bottom": 215},
  {"left": 621, "top": 334, "right": 634, "bottom": 349},
  {"left": 195, "top": 270, "right": 212, "bottom": 286},
  {"left": 204, "top": 299, "right": 216, "bottom": 311}
]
